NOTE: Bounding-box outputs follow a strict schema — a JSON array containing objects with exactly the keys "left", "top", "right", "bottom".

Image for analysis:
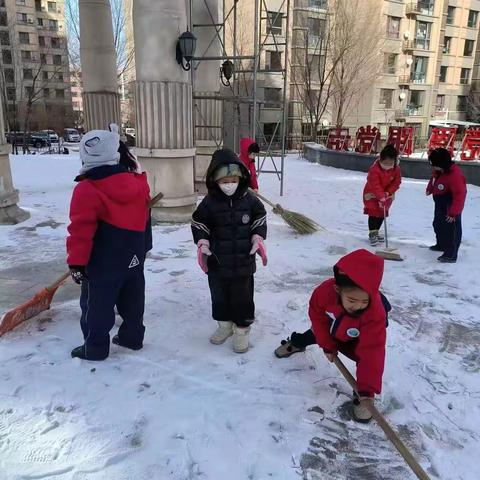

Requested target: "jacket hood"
[
  {"left": 206, "top": 148, "right": 251, "bottom": 197},
  {"left": 240, "top": 138, "right": 256, "bottom": 158},
  {"left": 335, "top": 249, "right": 384, "bottom": 295}
]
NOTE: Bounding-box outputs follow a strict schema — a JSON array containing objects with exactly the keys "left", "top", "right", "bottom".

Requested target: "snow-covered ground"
[{"left": 1, "top": 152, "right": 479, "bottom": 480}]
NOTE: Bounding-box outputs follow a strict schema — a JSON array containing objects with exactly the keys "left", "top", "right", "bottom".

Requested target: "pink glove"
[
  {"left": 197, "top": 239, "right": 212, "bottom": 273},
  {"left": 250, "top": 234, "right": 267, "bottom": 266},
  {"left": 378, "top": 195, "right": 387, "bottom": 205}
]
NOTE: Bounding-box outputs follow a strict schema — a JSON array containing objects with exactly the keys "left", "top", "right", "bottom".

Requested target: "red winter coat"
[
  {"left": 239, "top": 137, "right": 259, "bottom": 190},
  {"left": 426, "top": 164, "right": 467, "bottom": 217},
  {"left": 309, "top": 249, "right": 386, "bottom": 397},
  {"left": 363, "top": 161, "right": 401, "bottom": 217},
  {"left": 67, "top": 168, "right": 151, "bottom": 266}
]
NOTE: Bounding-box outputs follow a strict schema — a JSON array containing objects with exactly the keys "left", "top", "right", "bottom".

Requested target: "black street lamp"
[
  {"left": 176, "top": 30, "right": 197, "bottom": 71},
  {"left": 220, "top": 60, "right": 234, "bottom": 86}
]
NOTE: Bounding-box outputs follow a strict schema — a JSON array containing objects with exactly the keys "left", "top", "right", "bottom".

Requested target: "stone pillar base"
[{"left": 0, "top": 190, "right": 30, "bottom": 225}]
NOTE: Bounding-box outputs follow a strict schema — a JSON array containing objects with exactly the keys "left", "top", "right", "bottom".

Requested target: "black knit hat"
[
  {"left": 429, "top": 147, "right": 453, "bottom": 171},
  {"left": 248, "top": 142, "right": 260, "bottom": 154}
]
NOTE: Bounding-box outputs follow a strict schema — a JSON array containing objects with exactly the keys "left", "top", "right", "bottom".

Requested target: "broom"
[
  {"left": 250, "top": 189, "right": 323, "bottom": 235},
  {"left": 0, "top": 192, "right": 164, "bottom": 337},
  {"left": 376, "top": 203, "right": 403, "bottom": 261}
]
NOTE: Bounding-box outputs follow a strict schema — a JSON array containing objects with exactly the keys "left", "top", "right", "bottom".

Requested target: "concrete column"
[
  {"left": 0, "top": 92, "right": 29, "bottom": 224},
  {"left": 79, "top": 0, "right": 121, "bottom": 130},
  {"left": 133, "top": 0, "right": 196, "bottom": 222},
  {"left": 192, "top": 0, "right": 223, "bottom": 193}
]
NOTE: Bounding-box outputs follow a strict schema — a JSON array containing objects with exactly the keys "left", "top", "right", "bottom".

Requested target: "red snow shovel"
[{"left": 0, "top": 192, "right": 164, "bottom": 337}]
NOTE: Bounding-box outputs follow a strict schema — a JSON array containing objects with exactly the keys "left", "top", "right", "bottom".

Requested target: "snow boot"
[
  {"left": 429, "top": 244, "right": 443, "bottom": 252},
  {"left": 71, "top": 345, "right": 108, "bottom": 361},
  {"left": 352, "top": 397, "right": 373, "bottom": 423},
  {"left": 232, "top": 325, "right": 250, "bottom": 353},
  {"left": 210, "top": 321, "right": 234, "bottom": 345},
  {"left": 437, "top": 254, "right": 456, "bottom": 263},
  {"left": 369, "top": 230, "right": 379, "bottom": 246},
  {"left": 377, "top": 231, "right": 385, "bottom": 242},
  {"left": 274, "top": 337, "right": 306, "bottom": 358},
  {"left": 112, "top": 335, "right": 143, "bottom": 351}
]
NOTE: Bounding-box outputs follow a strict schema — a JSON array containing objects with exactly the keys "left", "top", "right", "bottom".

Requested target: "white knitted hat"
[{"left": 79, "top": 129, "right": 120, "bottom": 174}]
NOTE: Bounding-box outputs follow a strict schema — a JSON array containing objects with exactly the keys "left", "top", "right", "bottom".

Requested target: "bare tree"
[
  {"left": 329, "top": 0, "right": 384, "bottom": 126},
  {"left": 466, "top": 90, "right": 480, "bottom": 123}
]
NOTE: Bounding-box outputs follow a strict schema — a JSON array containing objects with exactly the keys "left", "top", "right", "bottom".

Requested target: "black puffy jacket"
[{"left": 191, "top": 149, "right": 267, "bottom": 278}]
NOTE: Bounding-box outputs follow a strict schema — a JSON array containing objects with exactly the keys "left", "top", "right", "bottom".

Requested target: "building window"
[
  {"left": 386, "top": 16, "right": 401, "bottom": 39},
  {"left": 47, "top": 1, "right": 56, "bottom": 12},
  {"left": 307, "top": 17, "right": 325, "bottom": 48},
  {"left": 16, "top": 12, "right": 28, "bottom": 23},
  {"left": 38, "top": 18, "right": 43, "bottom": 27},
  {"left": 443, "top": 36, "right": 451, "bottom": 54},
  {"left": 460, "top": 68, "right": 471, "bottom": 85},
  {"left": 16, "top": 0, "right": 26, "bottom": 5},
  {"left": 411, "top": 56, "right": 428, "bottom": 83},
  {"left": 4, "top": 68, "right": 14, "bottom": 83},
  {"left": 464, "top": 39, "right": 475, "bottom": 56},
  {"left": 56, "top": 72, "right": 64, "bottom": 82},
  {"left": 436, "top": 95, "right": 445, "bottom": 112},
  {"left": 419, "top": 0, "right": 434, "bottom": 16},
  {"left": 379, "top": 89, "right": 394, "bottom": 109},
  {"left": 408, "top": 90, "right": 424, "bottom": 115},
  {"left": 35, "top": 0, "right": 42, "bottom": 12},
  {"left": 56, "top": 88, "right": 64, "bottom": 98},
  {"left": 0, "top": 31, "right": 9, "bottom": 45},
  {"left": 309, "top": 0, "right": 328, "bottom": 8},
  {"left": 0, "top": 11, "right": 7, "bottom": 26},
  {"left": 266, "top": 11, "right": 282, "bottom": 35},
  {"left": 2, "top": 49, "right": 12, "bottom": 64},
  {"left": 51, "top": 37, "right": 60, "bottom": 49},
  {"left": 383, "top": 53, "right": 397, "bottom": 74},
  {"left": 19, "top": 32, "right": 30, "bottom": 44},
  {"left": 43, "top": 88, "right": 50, "bottom": 98},
  {"left": 7, "top": 87, "right": 15, "bottom": 101},
  {"left": 439, "top": 65, "right": 448, "bottom": 82},
  {"left": 264, "top": 87, "right": 282, "bottom": 107},
  {"left": 53, "top": 54, "right": 62, "bottom": 65},
  {"left": 42, "top": 71, "right": 49, "bottom": 80},
  {"left": 468, "top": 10, "right": 478, "bottom": 28},
  {"left": 49, "top": 19, "right": 58, "bottom": 30},
  {"left": 21, "top": 50, "right": 31, "bottom": 61},
  {"left": 23, "top": 69, "right": 33, "bottom": 80},
  {"left": 457, "top": 96, "right": 467, "bottom": 111},
  {"left": 40, "top": 53, "right": 47, "bottom": 64},
  {"left": 265, "top": 50, "right": 282, "bottom": 71},
  {"left": 446, "top": 6, "right": 455, "bottom": 25},
  {"left": 415, "top": 21, "right": 431, "bottom": 50},
  {"left": 38, "top": 36, "right": 45, "bottom": 47}
]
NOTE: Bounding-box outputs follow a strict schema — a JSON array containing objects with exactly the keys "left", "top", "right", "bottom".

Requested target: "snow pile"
[{"left": 0, "top": 153, "right": 479, "bottom": 479}]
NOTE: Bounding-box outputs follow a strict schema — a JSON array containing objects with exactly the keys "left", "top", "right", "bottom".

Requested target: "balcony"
[
  {"left": 395, "top": 105, "right": 424, "bottom": 119},
  {"left": 406, "top": 1, "right": 435, "bottom": 17},
  {"left": 398, "top": 73, "right": 427, "bottom": 85}
]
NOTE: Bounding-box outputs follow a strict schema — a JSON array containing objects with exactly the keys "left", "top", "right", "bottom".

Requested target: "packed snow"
[{"left": 0, "top": 152, "right": 479, "bottom": 480}]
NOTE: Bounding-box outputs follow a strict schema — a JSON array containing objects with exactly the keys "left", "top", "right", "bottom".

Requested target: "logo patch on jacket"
[
  {"left": 129, "top": 255, "right": 140, "bottom": 269},
  {"left": 437, "top": 184, "right": 444, "bottom": 191},
  {"left": 242, "top": 214, "right": 251, "bottom": 224},
  {"left": 346, "top": 328, "right": 360, "bottom": 338}
]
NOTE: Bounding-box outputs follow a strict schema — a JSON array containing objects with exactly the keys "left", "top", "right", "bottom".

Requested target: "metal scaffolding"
[{"left": 190, "top": 0, "right": 291, "bottom": 195}]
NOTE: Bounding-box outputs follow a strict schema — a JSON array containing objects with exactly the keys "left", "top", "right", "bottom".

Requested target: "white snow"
[{"left": 0, "top": 152, "right": 479, "bottom": 479}]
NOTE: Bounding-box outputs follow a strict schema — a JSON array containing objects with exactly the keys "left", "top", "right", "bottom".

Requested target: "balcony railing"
[
  {"left": 395, "top": 105, "right": 424, "bottom": 118},
  {"left": 406, "top": 2, "right": 435, "bottom": 16},
  {"left": 411, "top": 72, "right": 427, "bottom": 84}
]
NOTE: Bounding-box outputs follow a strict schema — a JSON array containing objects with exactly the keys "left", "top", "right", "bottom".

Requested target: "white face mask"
[
  {"left": 219, "top": 182, "right": 238, "bottom": 196},
  {"left": 380, "top": 163, "right": 394, "bottom": 171}
]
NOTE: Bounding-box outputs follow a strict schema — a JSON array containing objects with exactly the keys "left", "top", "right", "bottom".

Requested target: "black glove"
[{"left": 69, "top": 265, "right": 87, "bottom": 284}]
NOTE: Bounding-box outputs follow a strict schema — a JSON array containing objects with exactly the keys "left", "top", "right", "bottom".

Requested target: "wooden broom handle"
[
  {"left": 333, "top": 357, "right": 431, "bottom": 480},
  {"left": 248, "top": 188, "right": 276, "bottom": 209},
  {"left": 148, "top": 192, "right": 164, "bottom": 208}
]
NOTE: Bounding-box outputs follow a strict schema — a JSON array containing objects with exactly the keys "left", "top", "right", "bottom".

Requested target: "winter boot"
[
  {"left": 429, "top": 244, "right": 443, "bottom": 252},
  {"left": 369, "top": 230, "right": 379, "bottom": 246},
  {"left": 210, "top": 321, "right": 234, "bottom": 345},
  {"left": 112, "top": 335, "right": 143, "bottom": 351},
  {"left": 274, "top": 338, "right": 306, "bottom": 358},
  {"left": 352, "top": 396, "right": 373, "bottom": 423},
  {"left": 232, "top": 325, "right": 250, "bottom": 353},
  {"left": 71, "top": 345, "right": 109, "bottom": 361},
  {"left": 437, "top": 254, "right": 456, "bottom": 263},
  {"left": 377, "top": 231, "right": 385, "bottom": 242}
]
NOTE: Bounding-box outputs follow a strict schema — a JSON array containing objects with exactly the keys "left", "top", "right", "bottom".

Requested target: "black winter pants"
[
  {"left": 208, "top": 275, "right": 255, "bottom": 327},
  {"left": 433, "top": 196, "right": 462, "bottom": 260},
  {"left": 80, "top": 268, "right": 145, "bottom": 359},
  {"left": 368, "top": 216, "right": 384, "bottom": 231}
]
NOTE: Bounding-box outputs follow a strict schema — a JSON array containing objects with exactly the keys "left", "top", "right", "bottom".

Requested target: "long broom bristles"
[{"left": 272, "top": 204, "right": 323, "bottom": 235}]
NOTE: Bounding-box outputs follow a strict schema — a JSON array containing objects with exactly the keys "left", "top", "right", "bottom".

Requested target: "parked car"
[
  {"left": 64, "top": 128, "right": 81, "bottom": 142},
  {"left": 6, "top": 131, "right": 50, "bottom": 148},
  {"left": 41, "top": 130, "right": 59, "bottom": 144}
]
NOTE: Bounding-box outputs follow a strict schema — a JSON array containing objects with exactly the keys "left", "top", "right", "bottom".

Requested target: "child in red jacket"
[
  {"left": 427, "top": 148, "right": 467, "bottom": 263},
  {"left": 363, "top": 144, "right": 402, "bottom": 246},
  {"left": 67, "top": 128, "right": 151, "bottom": 361},
  {"left": 274, "top": 249, "right": 390, "bottom": 423},
  {"left": 239, "top": 137, "right": 260, "bottom": 192}
]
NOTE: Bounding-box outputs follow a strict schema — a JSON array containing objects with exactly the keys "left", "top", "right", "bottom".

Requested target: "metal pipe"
[{"left": 252, "top": 0, "right": 260, "bottom": 140}]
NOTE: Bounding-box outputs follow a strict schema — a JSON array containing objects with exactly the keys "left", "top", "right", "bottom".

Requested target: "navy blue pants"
[{"left": 433, "top": 196, "right": 462, "bottom": 260}]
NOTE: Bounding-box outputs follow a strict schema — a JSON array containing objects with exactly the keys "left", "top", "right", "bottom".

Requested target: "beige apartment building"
[
  {"left": 347, "top": 0, "right": 480, "bottom": 138},
  {"left": 0, "top": 0, "right": 73, "bottom": 133}
]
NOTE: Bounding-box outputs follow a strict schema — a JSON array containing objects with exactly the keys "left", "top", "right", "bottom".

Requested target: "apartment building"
[
  {"left": 0, "top": 0, "right": 73, "bottom": 132},
  {"left": 347, "top": 0, "right": 480, "bottom": 138}
]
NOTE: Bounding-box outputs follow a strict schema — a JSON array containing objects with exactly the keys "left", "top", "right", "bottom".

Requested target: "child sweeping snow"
[
  {"left": 239, "top": 137, "right": 260, "bottom": 192},
  {"left": 363, "top": 145, "right": 402, "bottom": 246},
  {"left": 191, "top": 148, "right": 267, "bottom": 353},
  {"left": 427, "top": 147, "right": 467, "bottom": 263},
  {"left": 274, "top": 249, "right": 391, "bottom": 423},
  {"left": 67, "top": 128, "right": 151, "bottom": 360}
]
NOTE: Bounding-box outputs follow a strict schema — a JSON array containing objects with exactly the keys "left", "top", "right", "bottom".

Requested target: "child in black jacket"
[{"left": 191, "top": 148, "right": 267, "bottom": 353}]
